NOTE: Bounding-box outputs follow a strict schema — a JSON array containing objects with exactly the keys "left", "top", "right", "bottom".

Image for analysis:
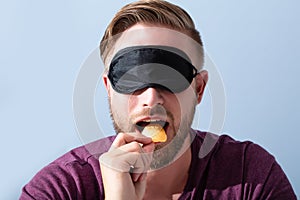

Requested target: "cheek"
[
  {"left": 111, "top": 93, "right": 130, "bottom": 116},
  {"left": 127, "top": 95, "right": 138, "bottom": 113},
  {"left": 176, "top": 87, "right": 197, "bottom": 116},
  {"left": 110, "top": 93, "right": 140, "bottom": 119}
]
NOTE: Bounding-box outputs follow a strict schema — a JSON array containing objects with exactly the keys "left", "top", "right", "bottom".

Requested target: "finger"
[
  {"left": 129, "top": 143, "right": 154, "bottom": 174},
  {"left": 131, "top": 171, "right": 141, "bottom": 182},
  {"left": 118, "top": 141, "right": 144, "bottom": 153},
  {"left": 100, "top": 140, "right": 154, "bottom": 174},
  {"left": 100, "top": 150, "right": 140, "bottom": 172},
  {"left": 111, "top": 132, "right": 152, "bottom": 149},
  {"left": 142, "top": 142, "right": 155, "bottom": 153},
  {"left": 137, "top": 172, "right": 147, "bottom": 182},
  {"left": 100, "top": 142, "right": 146, "bottom": 173},
  {"left": 126, "top": 143, "right": 154, "bottom": 182},
  {"left": 131, "top": 171, "right": 148, "bottom": 183}
]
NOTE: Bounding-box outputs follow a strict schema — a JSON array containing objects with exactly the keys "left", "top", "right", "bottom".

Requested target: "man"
[{"left": 20, "top": 0, "right": 296, "bottom": 199}]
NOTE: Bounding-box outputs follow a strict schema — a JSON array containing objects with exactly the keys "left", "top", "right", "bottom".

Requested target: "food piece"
[{"left": 142, "top": 124, "right": 167, "bottom": 142}]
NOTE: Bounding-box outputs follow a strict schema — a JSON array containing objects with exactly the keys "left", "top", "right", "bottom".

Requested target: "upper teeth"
[{"left": 143, "top": 119, "right": 162, "bottom": 123}]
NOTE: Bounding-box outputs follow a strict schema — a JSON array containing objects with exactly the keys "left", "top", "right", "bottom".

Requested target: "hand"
[{"left": 99, "top": 132, "right": 155, "bottom": 200}]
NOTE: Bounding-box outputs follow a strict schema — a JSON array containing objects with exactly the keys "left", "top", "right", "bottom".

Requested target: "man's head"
[{"left": 100, "top": 0, "right": 208, "bottom": 169}]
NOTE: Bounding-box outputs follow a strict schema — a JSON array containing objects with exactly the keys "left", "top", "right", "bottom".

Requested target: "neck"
[{"left": 143, "top": 136, "right": 192, "bottom": 199}]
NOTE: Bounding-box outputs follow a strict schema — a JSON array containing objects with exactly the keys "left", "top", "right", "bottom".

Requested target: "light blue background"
[{"left": 1, "top": 0, "right": 299, "bottom": 198}]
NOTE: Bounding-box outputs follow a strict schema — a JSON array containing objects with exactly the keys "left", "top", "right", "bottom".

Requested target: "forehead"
[{"left": 108, "top": 24, "right": 203, "bottom": 70}]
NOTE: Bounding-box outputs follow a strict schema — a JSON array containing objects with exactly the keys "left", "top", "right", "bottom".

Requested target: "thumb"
[{"left": 142, "top": 142, "right": 155, "bottom": 154}]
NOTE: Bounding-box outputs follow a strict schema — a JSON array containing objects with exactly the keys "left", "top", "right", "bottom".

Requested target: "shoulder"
[
  {"left": 20, "top": 136, "right": 116, "bottom": 199},
  {"left": 189, "top": 130, "right": 296, "bottom": 199},
  {"left": 192, "top": 130, "right": 273, "bottom": 162},
  {"left": 192, "top": 130, "right": 277, "bottom": 178},
  {"left": 53, "top": 135, "right": 116, "bottom": 166}
]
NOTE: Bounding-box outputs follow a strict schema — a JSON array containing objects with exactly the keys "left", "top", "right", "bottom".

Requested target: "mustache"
[{"left": 131, "top": 105, "right": 175, "bottom": 122}]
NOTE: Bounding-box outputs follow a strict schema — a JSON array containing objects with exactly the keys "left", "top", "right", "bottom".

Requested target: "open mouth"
[{"left": 136, "top": 119, "right": 169, "bottom": 133}]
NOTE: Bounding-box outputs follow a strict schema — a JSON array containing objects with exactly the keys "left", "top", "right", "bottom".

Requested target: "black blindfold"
[{"left": 107, "top": 46, "right": 199, "bottom": 94}]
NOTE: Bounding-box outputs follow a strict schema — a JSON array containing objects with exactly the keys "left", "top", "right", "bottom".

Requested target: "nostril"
[{"left": 140, "top": 87, "right": 164, "bottom": 107}]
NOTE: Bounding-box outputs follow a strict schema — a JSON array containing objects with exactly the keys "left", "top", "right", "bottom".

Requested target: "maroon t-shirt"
[{"left": 20, "top": 130, "right": 297, "bottom": 199}]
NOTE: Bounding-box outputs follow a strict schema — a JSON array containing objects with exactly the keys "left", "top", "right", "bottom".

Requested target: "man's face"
[
  {"left": 103, "top": 24, "right": 207, "bottom": 169},
  {"left": 108, "top": 85, "right": 198, "bottom": 169}
]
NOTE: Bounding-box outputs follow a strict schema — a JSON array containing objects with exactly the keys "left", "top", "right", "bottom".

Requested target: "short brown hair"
[{"left": 100, "top": 0, "right": 203, "bottom": 66}]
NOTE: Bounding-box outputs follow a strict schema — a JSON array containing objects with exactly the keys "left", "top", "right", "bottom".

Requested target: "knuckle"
[
  {"left": 117, "top": 132, "right": 126, "bottom": 138},
  {"left": 131, "top": 141, "right": 142, "bottom": 151}
]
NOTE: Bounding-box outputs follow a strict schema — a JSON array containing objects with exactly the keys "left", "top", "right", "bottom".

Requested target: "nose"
[{"left": 138, "top": 87, "right": 164, "bottom": 107}]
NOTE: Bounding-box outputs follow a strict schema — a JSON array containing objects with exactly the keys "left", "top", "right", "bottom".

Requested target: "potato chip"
[{"left": 142, "top": 124, "right": 167, "bottom": 142}]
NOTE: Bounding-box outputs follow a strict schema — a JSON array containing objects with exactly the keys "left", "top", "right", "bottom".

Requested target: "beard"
[
  {"left": 149, "top": 111, "right": 195, "bottom": 170},
  {"left": 108, "top": 93, "right": 197, "bottom": 170}
]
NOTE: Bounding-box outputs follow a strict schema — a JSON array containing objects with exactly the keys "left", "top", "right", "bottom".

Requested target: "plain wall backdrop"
[{"left": 0, "top": 0, "right": 299, "bottom": 198}]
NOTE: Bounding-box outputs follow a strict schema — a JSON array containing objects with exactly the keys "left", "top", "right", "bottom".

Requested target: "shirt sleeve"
[
  {"left": 243, "top": 143, "right": 297, "bottom": 200},
  {"left": 259, "top": 159, "right": 297, "bottom": 199},
  {"left": 20, "top": 163, "right": 78, "bottom": 200},
  {"left": 19, "top": 160, "right": 103, "bottom": 200},
  {"left": 19, "top": 138, "right": 114, "bottom": 200}
]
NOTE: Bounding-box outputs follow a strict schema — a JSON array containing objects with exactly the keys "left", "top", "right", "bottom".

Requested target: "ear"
[
  {"left": 195, "top": 70, "right": 208, "bottom": 104},
  {"left": 102, "top": 74, "right": 111, "bottom": 97}
]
